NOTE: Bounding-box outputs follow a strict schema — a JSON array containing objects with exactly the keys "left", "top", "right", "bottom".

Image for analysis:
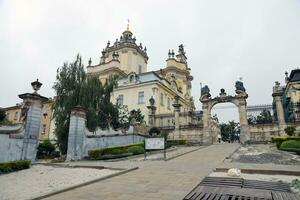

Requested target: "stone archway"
[{"left": 200, "top": 81, "right": 250, "bottom": 144}]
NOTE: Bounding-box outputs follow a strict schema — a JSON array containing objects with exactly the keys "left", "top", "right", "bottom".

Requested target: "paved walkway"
[{"left": 45, "top": 143, "right": 239, "bottom": 200}]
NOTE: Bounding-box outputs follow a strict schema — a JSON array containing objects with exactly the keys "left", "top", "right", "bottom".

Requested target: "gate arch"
[{"left": 200, "top": 82, "right": 250, "bottom": 144}]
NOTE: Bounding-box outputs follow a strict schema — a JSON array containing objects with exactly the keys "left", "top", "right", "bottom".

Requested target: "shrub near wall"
[
  {"left": 0, "top": 160, "right": 31, "bottom": 174},
  {"left": 88, "top": 143, "right": 144, "bottom": 160},
  {"left": 271, "top": 136, "right": 300, "bottom": 149},
  {"left": 166, "top": 139, "right": 187, "bottom": 148},
  {"left": 280, "top": 140, "right": 300, "bottom": 155}
]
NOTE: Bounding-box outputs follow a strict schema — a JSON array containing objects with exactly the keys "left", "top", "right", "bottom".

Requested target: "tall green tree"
[
  {"left": 53, "top": 54, "right": 86, "bottom": 154},
  {"left": 53, "top": 55, "right": 120, "bottom": 153}
]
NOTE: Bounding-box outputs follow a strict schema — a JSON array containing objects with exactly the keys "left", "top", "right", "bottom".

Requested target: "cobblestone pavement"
[
  {"left": 44, "top": 143, "right": 239, "bottom": 200},
  {"left": 230, "top": 144, "right": 300, "bottom": 165}
]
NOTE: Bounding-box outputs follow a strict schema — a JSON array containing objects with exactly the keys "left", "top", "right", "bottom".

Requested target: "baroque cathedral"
[{"left": 86, "top": 24, "right": 195, "bottom": 126}]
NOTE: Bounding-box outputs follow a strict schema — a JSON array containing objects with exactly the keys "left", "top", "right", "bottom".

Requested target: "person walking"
[{"left": 217, "top": 133, "right": 221, "bottom": 143}]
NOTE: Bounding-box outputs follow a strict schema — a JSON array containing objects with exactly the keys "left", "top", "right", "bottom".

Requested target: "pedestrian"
[{"left": 217, "top": 134, "right": 221, "bottom": 143}]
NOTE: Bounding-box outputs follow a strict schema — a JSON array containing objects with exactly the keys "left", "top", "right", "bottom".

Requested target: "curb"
[
  {"left": 165, "top": 145, "right": 207, "bottom": 161},
  {"left": 215, "top": 167, "right": 300, "bottom": 176},
  {"left": 30, "top": 166, "right": 139, "bottom": 200},
  {"left": 222, "top": 144, "right": 241, "bottom": 162}
]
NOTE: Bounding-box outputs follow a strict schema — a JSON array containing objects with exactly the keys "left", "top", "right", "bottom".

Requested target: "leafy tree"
[
  {"left": 256, "top": 109, "right": 272, "bottom": 124},
  {"left": 0, "top": 109, "right": 6, "bottom": 122},
  {"left": 129, "top": 109, "right": 144, "bottom": 124},
  {"left": 220, "top": 120, "right": 240, "bottom": 142},
  {"left": 53, "top": 54, "right": 120, "bottom": 154},
  {"left": 52, "top": 54, "right": 86, "bottom": 153}
]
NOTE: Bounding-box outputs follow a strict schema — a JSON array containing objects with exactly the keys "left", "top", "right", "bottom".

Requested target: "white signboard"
[{"left": 145, "top": 137, "right": 165, "bottom": 150}]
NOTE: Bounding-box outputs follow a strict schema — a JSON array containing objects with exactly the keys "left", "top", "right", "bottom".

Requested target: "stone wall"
[
  {"left": 66, "top": 107, "right": 145, "bottom": 161},
  {"left": 0, "top": 93, "right": 42, "bottom": 162},
  {"left": 0, "top": 130, "right": 24, "bottom": 162}
]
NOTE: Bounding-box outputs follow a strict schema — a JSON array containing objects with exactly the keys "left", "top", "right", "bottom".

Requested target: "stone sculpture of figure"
[
  {"left": 20, "top": 102, "right": 30, "bottom": 123},
  {"left": 235, "top": 80, "right": 246, "bottom": 93},
  {"left": 178, "top": 44, "right": 185, "bottom": 55},
  {"left": 219, "top": 88, "right": 226, "bottom": 96},
  {"left": 149, "top": 96, "right": 155, "bottom": 106},
  {"left": 201, "top": 85, "right": 211, "bottom": 98}
]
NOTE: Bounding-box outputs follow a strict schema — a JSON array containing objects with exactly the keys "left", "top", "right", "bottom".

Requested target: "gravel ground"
[
  {"left": 0, "top": 165, "right": 120, "bottom": 200},
  {"left": 231, "top": 144, "right": 300, "bottom": 165}
]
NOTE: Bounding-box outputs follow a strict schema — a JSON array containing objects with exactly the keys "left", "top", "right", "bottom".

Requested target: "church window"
[
  {"left": 129, "top": 75, "right": 134, "bottom": 82},
  {"left": 167, "top": 97, "right": 170, "bottom": 109},
  {"left": 138, "top": 91, "right": 144, "bottom": 104}
]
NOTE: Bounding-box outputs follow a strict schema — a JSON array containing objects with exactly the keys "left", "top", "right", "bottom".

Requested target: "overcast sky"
[{"left": 1, "top": 0, "right": 300, "bottom": 122}]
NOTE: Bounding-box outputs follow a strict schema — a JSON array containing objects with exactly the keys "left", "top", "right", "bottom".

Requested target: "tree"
[
  {"left": 220, "top": 120, "right": 240, "bottom": 142},
  {"left": 53, "top": 54, "right": 86, "bottom": 154},
  {"left": 53, "top": 54, "right": 121, "bottom": 154},
  {"left": 0, "top": 109, "right": 6, "bottom": 122},
  {"left": 256, "top": 109, "right": 272, "bottom": 124}
]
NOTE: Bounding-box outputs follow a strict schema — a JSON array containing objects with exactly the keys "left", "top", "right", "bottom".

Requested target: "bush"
[
  {"left": 149, "top": 127, "right": 160, "bottom": 136},
  {"left": 99, "top": 153, "right": 133, "bottom": 160},
  {"left": 88, "top": 143, "right": 144, "bottom": 160},
  {"left": 280, "top": 140, "right": 300, "bottom": 149},
  {"left": 166, "top": 139, "right": 187, "bottom": 148},
  {"left": 0, "top": 160, "right": 31, "bottom": 173},
  {"left": 280, "top": 140, "right": 300, "bottom": 155},
  {"left": 271, "top": 136, "right": 300, "bottom": 149},
  {"left": 0, "top": 109, "right": 6, "bottom": 122},
  {"left": 111, "top": 149, "right": 123, "bottom": 155},
  {"left": 37, "top": 139, "right": 56, "bottom": 159},
  {"left": 285, "top": 126, "right": 296, "bottom": 136},
  {"left": 127, "top": 146, "right": 145, "bottom": 155}
]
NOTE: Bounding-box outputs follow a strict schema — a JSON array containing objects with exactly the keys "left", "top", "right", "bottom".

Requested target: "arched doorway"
[{"left": 200, "top": 81, "right": 250, "bottom": 144}]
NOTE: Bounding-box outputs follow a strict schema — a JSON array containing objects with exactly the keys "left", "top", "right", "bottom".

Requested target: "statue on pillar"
[
  {"left": 235, "top": 80, "right": 246, "bottom": 94},
  {"left": 200, "top": 85, "right": 211, "bottom": 101}
]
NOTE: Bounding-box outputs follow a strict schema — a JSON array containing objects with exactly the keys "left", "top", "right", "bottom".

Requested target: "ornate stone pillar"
[
  {"left": 19, "top": 79, "right": 48, "bottom": 161},
  {"left": 66, "top": 106, "right": 86, "bottom": 161},
  {"left": 201, "top": 103, "right": 212, "bottom": 144},
  {"left": 238, "top": 99, "right": 250, "bottom": 143},
  {"left": 147, "top": 97, "right": 156, "bottom": 127},
  {"left": 272, "top": 82, "right": 286, "bottom": 135},
  {"left": 173, "top": 95, "right": 182, "bottom": 135}
]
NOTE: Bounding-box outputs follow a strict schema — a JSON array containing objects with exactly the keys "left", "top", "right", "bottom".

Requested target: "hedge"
[
  {"left": 127, "top": 146, "right": 145, "bottom": 155},
  {"left": 271, "top": 136, "right": 300, "bottom": 149},
  {"left": 98, "top": 153, "right": 133, "bottom": 160},
  {"left": 0, "top": 160, "right": 31, "bottom": 173},
  {"left": 166, "top": 139, "right": 187, "bottom": 148},
  {"left": 88, "top": 143, "right": 144, "bottom": 160}
]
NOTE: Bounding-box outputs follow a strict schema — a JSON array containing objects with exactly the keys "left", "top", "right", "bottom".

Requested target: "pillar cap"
[
  {"left": 71, "top": 105, "right": 86, "bottom": 113},
  {"left": 18, "top": 93, "right": 48, "bottom": 102}
]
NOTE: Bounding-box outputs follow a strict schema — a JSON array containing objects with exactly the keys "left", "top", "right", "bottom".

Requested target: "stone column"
[
  {"left": 147, "top": 105, "right": 156, "bottom": 127},
  {"left": 19, "top": 79, "right": 48, "bottom": 161},
  {"left": 66, "top": 106, "right": 86, "bottom": 161},
  {"left": 272, "top": 85, "right": 286, "bottom": 135},
  {"left": 173, "top": 95, "right": 182, "bottom": 137},
  {"left": 201, "top": 103, "right": 212, "bottom": 144},
  {"left": 238, "top": 99, "right": 250, "bottom": 143}
]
